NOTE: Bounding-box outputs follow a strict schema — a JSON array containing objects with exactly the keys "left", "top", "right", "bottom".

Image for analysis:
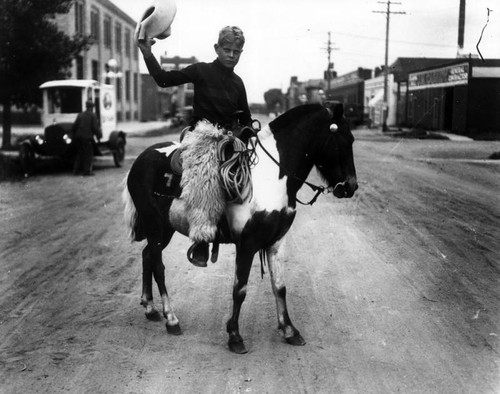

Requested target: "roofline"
[
  {"left": 95, "top": 0, "right": 137, "bottom": 26},
  {"left": 407, "top": 58, "right": 500, "bottom": 75},
  {"left": 39, "top": 79, "right": 104, "bottom": 89}
]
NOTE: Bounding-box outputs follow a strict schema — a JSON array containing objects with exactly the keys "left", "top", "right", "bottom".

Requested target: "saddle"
[
  {"left": 157, "top": 119, "right": 260, "bottom": 265},
  {"left": 169, "top": 146, "right": 182, "bottom": 176}
]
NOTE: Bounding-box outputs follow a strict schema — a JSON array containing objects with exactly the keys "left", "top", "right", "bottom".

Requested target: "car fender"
[
  {"left": 20, "top": 135, "right": 45, "bottom": 155},
  {"left": 107, "top": 130, "right": 126, "bottom": 150}
]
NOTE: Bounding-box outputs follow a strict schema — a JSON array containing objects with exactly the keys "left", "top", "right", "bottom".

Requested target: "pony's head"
[
  {"left": 301, "top": 102, "right": 357, "bottom": 198},
  {"left": 268, "top": 103, "right": 358, "bottom": 200},
  {"left": 314, "top": 102, "right": 358, "bottom": 198},
  {"left": 272, "top": 103, "right": 357, "bottom": 199}
]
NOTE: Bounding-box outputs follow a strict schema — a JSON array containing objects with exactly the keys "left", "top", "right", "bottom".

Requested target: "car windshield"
[{"left": 47, "top": 87, "right": 82, "bottom": 114}]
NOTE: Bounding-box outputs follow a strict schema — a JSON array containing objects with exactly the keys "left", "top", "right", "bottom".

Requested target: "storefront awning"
[{"left": 368, "top": 90, "right": 384, "bottom": 107}]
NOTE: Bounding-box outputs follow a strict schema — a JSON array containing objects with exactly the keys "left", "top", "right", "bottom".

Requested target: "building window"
[
  {"left": 115, "top": 23, "right": 122, "bottom": 54},
  {"left": 125, "top": 29, "right": 131, "bottom": 58},
  {"left": 91, "top": 60, "right": 99, "bottom": 81},
  {"left": 104, "top": 15, "right": 112, "bottom": 48},
  {"left": 75, "top": 1, "right": 84, "bottom": 35},
  {"left": 116, "top": 78, "right": 122, "bottom": 100},
  {"left": 133, "top": 73, "right": 138, "bottom": 102},
  {"left": 90, "top": 8, "right": 100, "bottom": 42},
  {"left": 125, "top": 71, "right": 130, "bottom": 100},
  {"left": 76, "top": 56, "right": 84, "bottom": 79}
]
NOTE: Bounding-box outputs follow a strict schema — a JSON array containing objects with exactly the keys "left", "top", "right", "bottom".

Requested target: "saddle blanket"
[{"left": 153, "top": 141, "right": 182, "bottom": 198}]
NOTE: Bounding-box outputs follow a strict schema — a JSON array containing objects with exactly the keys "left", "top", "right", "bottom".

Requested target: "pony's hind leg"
[
  {"left": 141, "top": 242, "right": 162, "bottom": 321},
  {"left": 153, "top": 234, "right": 182, "bottom": 335},
  {"left": 142, "top": 231, "right": 181, "bottom": 334},
  {"left": 266, "top": 242, "right": 306, "bottom": 346}
]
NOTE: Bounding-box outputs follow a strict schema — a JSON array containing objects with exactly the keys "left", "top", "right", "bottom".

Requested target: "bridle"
[{"left": 248, "top": 119, "right": 334, "bottom": 206}]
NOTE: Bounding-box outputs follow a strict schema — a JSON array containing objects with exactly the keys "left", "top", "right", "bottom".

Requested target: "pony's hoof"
[
  {"left": 166, "top": 323, "right": 182, "bottom": 335},
  {"left": 145, "top": 310, "right": 162, "bottom": 321},
  {"left": 285, "top": 333, "right": 306, "bottom": 346},
  {"left": 228, "top": 338, "right": 248, "bottom": 354}
]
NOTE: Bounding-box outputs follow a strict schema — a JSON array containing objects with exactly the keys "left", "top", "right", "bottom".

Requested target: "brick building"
[
  {"left": 407, "top": 58, "right": 500, "bottom": 137},
  {"left": 54, "top": 0, "right": 140, "bottom": 122}
]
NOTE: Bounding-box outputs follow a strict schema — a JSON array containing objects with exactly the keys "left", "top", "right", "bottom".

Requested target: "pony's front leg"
[
  {"left": 267, "top": 241, "right": 306, "bottom": 346},
  {"left": 226, "top": 244, "right": 254, "bottom": 354}
]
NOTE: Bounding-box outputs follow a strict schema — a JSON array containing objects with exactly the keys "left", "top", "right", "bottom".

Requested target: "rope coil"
[{"left": 217, "top": 134, "right": 256, "bottom": 204}]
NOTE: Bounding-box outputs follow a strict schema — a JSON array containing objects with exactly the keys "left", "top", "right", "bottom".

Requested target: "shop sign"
[{"left": 409, "top": 63, "right": 469, "bottom": 90}]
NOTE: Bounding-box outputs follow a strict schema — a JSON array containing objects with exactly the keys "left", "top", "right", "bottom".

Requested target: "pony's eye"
[{"left": 330, "top": 124, "right": 339, "bottom": 133}]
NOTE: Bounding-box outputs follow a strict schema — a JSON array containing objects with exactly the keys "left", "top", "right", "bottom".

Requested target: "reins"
[{"left": 252, "top": 131, "right": 332, "bottom": 206}]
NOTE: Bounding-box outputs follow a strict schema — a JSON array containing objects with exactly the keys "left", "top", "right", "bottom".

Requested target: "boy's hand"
[{"left": 136, "top": 38, "right": 156, "bottom": 57}]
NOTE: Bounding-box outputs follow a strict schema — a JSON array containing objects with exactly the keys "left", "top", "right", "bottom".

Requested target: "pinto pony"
[{"left": 122, "top": 103, "right": 358, "bottom": 353}]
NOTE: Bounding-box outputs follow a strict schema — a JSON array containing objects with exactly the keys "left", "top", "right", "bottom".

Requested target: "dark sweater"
[
  {"left": 71, "top": 110, "right": 101, "bottom": 140},
  {"left": 144, "top": 55, "right": 252, "bottom": 127}
]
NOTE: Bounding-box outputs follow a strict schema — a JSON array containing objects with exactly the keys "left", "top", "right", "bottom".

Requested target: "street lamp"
[{"left": 104, "top": 59, "right": 123, "bottom": 84}]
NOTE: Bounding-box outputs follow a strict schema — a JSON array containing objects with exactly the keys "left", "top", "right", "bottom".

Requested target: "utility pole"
[
  {"left": 324, "top": 31, "right": 337, "bottom": 98},
  {"left": 373, "top": 1, "right": 405, "bottom": 131},
  {"left": 457, "top": 0, "right": 466, "bottom": 56}
]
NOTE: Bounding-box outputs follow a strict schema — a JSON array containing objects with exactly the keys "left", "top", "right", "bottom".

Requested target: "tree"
[
  {"left": 263, "top": 89, "right": 285, "bottom": 115},
  {"left": 0, "top": 0, "right": 90, "bottom": 150}
]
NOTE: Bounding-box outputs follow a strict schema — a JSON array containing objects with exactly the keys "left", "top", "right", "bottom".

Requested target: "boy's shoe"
[{"left": 187, "top": 241, "right": 209, "bottom": 267}]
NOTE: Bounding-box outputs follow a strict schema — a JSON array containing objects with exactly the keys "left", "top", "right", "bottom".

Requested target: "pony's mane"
[{"left": 269, "top": 104, "right": 325, "bottom": 132}]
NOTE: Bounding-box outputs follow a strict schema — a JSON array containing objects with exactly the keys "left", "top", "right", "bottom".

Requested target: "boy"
[
  {"left": 137, "top": 26, "right": 252, "bottom": 266},
  {"left": 137, "top": 26, "right": 251, "bottom": 128}
]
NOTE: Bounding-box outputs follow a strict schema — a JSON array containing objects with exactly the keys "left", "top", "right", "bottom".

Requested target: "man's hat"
[{"left": 135, "top": 0, "right": 177, "bottom": 42}]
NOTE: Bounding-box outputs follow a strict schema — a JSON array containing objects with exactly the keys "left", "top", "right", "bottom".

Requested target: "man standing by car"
[{"left": 71, "top": 99, "right": 102, "bottom": 176}]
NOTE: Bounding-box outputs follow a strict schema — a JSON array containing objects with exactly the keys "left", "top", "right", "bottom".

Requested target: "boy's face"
[{"left": 214, "top": 40, "right": 243, "bottom": 69}]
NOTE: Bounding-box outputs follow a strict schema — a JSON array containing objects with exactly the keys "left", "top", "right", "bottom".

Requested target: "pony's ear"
[
  {"left": 324, "top": 100, "right": 344, "bottom": 123},
  {"left": 332, "top": 103, "right": 344, "bottom": 121}
]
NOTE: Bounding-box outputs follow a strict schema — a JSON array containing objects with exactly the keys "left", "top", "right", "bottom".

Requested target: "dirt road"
[{"left": 0, "top": 126, "right": 499, "bottom": 393}]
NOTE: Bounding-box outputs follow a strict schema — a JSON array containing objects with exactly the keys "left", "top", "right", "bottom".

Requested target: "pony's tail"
[{"left": 121, "top": 174, "right": 139, "bottom": 242}]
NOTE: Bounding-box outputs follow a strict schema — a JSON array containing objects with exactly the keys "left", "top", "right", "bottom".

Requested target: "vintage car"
[{"left": 19, "top": 79, "right": 126, "bottom": 174}]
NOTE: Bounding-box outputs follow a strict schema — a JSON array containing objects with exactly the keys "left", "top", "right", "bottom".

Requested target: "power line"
[
  {"left": 268, "top": 28, "right": 456, "bottom": 50},
  {"left": 373, "top": 0, "right": 406, "bottom": 131},
  {"left": 333, "top": 31, "right": 456, "bottom": 49}
]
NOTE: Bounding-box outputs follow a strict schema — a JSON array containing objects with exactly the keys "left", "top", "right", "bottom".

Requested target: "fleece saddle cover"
[{"left": 180, "top": 121, "right": 227, "bottom": 243}]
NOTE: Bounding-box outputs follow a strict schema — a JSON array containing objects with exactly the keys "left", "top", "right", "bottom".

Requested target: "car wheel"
[
  {"left": 113, "top": 137, "right": 125, "bottom": 167},
  {"left": 19, "top": 143, "right": 36, "bottom": 176}
]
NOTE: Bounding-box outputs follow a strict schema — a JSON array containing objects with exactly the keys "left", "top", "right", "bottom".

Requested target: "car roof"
[{"left": 39, "top": 79, "right": 100, "bottom": 89}]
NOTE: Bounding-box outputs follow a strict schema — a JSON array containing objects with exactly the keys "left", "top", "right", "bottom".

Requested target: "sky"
[{"left": 111, "top": 0, "right": 500, "bottom": 103}]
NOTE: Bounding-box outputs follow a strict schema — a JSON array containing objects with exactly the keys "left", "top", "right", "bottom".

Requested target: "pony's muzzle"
[{"left": 333, "top": 179, "right": 358, "bottom": 198}]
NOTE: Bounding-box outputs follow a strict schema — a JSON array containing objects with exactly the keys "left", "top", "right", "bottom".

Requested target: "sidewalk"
[
  {"left": 0, "top": 120, "right": 171, "bottom": 138},
  {"left": 354, "top": 125, "right": 474, "bottom": 141}
]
